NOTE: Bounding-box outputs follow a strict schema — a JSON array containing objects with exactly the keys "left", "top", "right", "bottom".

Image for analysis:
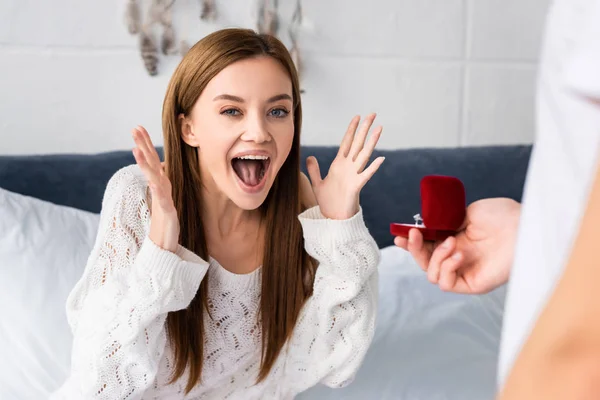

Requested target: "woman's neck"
[
  {"left": 200, "top": 189, "right": 264, "bottom": 274},
  {"left": 200, "top": 185, "right": 261, "bottom": 240}
]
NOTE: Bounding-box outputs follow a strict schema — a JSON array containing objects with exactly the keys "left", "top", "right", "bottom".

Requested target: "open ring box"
[{"left": 390, "top": 175, "right": 466, "bottom": 242}]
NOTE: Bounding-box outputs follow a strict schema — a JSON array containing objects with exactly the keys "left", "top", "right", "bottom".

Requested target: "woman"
[{"left": 52, "top": 28, "right": 384, "bottom": 399}]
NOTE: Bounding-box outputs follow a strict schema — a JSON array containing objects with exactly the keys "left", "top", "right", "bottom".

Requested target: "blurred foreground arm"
[{"left": 498, "top": 157, "right": 600, "bottom": 400}]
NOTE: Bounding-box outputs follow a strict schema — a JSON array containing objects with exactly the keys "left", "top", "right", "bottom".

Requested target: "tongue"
[{"left": 233, "top": 159, "right": 262, "bottom": 186}]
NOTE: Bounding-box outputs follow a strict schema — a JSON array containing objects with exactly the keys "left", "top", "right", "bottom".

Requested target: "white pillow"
[{"left": 0, "top": 188, "right": 99, "bottom": 399}]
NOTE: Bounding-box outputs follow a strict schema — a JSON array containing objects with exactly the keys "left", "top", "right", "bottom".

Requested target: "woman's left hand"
[{"left": 306, "top": 113, "right": 385, "bottom": 220}]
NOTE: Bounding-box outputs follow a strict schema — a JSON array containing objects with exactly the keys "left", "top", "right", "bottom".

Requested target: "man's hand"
[{"left": 395, "top": 197, "right": 521, "bottom": 294}]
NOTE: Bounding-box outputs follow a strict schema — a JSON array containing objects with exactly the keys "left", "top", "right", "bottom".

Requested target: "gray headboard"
[{"left": 0, "top": 145, "right": 532, "bottom": 248}]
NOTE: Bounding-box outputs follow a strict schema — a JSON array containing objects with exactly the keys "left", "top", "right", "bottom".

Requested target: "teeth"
[{"left": 236, "top": 155, "right": 269, "bottom": 160}]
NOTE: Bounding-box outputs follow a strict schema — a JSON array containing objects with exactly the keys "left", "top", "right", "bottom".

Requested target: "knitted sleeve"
[
  {"left": 53, "top": 166, "right": 209, "bottom": 399},
  {"left": 285, "top": 206, "right": 380, "bottom": 390}
]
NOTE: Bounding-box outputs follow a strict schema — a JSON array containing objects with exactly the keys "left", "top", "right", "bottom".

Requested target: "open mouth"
[{"left": 231, "top": 155, "right": 271, "bottom": 188}]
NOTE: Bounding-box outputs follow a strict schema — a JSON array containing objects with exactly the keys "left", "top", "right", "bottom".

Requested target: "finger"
[
  {"left": 139, "top": 126, "right": 163, "bottom": 168},
  {"left": 134, "top": 126, "right": 161, "bottom": 169},
  {"left": 427, "top": 236, "right": 457, "bottom": 284},
  {"left": 132, "top": 128, "right": 154, "bottom": 167},
  {"left": 136, "top": 126, "right": 158, "bottom": 160},
  {"left": 355, "top": 126, "right": 382, "bottom": 172},
  {"left": 349, "top": 113, "right": 376, "bottom": 160},
  {"left": 338, "top": 115, "right": 360, "bottom": 158},
  {"left": 394, "top": 236, "right": 408, "bottom": 250},
  {"left": 358, "top": 156, "right": 385, "bottom": 187},
  {"left": 133, "top": 143, "right": 173, "bottom": 212},
  {"left": 407, "top": 228, "right": 433, "bottom": 272},
  {"left": 133, "top": 147, "right": 161, "bottom": 186},
  {"left": 133, "top": 147, "right": 157, "bottom": 179},
  {"left": 438, "top": 252, "right": 464, "bottom": 292},
  {"left": 306, "top": 156, "right": 322, "bottom": 188},
  {"left": 132, "top": 147, "right": 147, "bottom": 168}
]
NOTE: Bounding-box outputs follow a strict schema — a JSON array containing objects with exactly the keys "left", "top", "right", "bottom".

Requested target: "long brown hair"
[{"left": 161, "top": 28, "right": 316, "bottom": 393}]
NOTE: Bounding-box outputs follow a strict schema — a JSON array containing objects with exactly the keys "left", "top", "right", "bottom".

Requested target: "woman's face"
[{"left": 180, "top": 56, "right": 295, "bottom": 210}]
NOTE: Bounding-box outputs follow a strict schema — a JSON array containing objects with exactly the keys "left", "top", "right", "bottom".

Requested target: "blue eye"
[
  {"left": 221, "top": 108, "right": 241, "bottom": 117},
  {"left": 269, "top": 108, "right": 289, "bottom": 118}
]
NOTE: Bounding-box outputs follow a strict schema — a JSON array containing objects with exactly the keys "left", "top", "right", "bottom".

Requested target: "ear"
[{"left": 179, "top": 113, "right": 199, "bottom": 147}]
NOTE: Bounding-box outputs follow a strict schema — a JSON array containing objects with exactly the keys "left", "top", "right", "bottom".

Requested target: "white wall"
[{"left": 0, "top": 0, "right": 550, "bottom": 155}]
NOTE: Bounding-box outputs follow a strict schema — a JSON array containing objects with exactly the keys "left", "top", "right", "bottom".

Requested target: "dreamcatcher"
[{"left": 124, "top": 0, "right": 304, "bottom": 80}]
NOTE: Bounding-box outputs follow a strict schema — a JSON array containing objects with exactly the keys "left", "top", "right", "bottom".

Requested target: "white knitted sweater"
[{"left": 51, "top": 165, "right": 380, "bottom": 400}]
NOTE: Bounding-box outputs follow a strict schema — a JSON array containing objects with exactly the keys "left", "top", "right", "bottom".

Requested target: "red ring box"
[{"left": 390, "top": 175, "right": 466, "bottom": 242}]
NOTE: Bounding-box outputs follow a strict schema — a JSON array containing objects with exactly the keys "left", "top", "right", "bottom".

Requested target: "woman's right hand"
[{"left": 131, "top": 126, "right": 180, "bottom": 253}]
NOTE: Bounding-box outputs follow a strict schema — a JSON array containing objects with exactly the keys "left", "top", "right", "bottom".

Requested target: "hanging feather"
[
  {"left": 178, "top": 0, "right": 193, "bottom": 57},
  {"left": 179, "top": 40, "right": 191, "bottom": 56},
  {"left": 257, "top": 0, "right": 279, "bottom": 36},
  {"left": 125, "top": 0, "right": 142, "bottom": 34},
  {"left": 289, "top": 44, "right": 300, "bottom": 73},
  {"left": 256, "top": 0, "right": 265, "bottom": 33},
  {"left": 264, "top": 11, "right": 278, "bottom": 36},
  {"left": 140, "top": 30, "right": 159, "bottom": 76},
  {"left": 290, "top": 42, "right": 304, "bottom": 93},
  {"left": 158, "top": 0, "right": 177, "bottom": 55},
  {"left": 200, "top": 0, "right": 216, "bottom": 21},
  {"left": 288, "top": 0, "right": 304, "bottom": 91},
  {"left": 148, "top": 0, "right": 164, "bottom": 25},
  {"left": 288, "top": 0, "right": 303, "bottom": 40},
  {"left": 159, "top": 0, "right": 177, "bottom": 25},
  {"left": 161, "top": 25, "right": 177, "bottom": 55},
  {"left": 288, "top": 0, "right": 302, "bottom": 68}
]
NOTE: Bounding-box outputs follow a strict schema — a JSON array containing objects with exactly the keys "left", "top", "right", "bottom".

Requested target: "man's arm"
[{"left": 498, "top": 157, "right": 600, "bottom": 400}]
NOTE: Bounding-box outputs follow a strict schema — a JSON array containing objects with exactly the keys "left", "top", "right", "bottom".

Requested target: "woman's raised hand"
[
  {"left": 306, "top": 114, "right": 385, "bottom": 220},
  {"left": 131, "top": 126, "right": 180, "bottom": 253}
]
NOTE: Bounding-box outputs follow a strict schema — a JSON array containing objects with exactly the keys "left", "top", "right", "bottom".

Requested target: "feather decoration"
[
  {"left": 200, "top": 0, "right": 216, "bottom": 21},
  {"left": 135, "top": 0, "right": 163, "bottom": 75},
  {"left": 289, "top": 44, "right": 300, "bottom": 73},
  {"left": 148, "top": 0, "right": 166, "bottom": 24},
  {"left": 179, "top": 0, "right": 193, "bottom": 56},
  {"left": 139, "top": 29, "right": 159, "bottom": 76},
  {"left": 288, "top": 0, "right": 303, "bottom": 83},
  {"left": 257, "top": 0, "right": 278, "bottom": 36},
  {"left": 158, "top": 0, "right": 178, "bottom": 55},
  {"left": 125, "top": 0, "right": 142, "bottom": 34},
  {"left": 161, "top": 25, "right": 177, "bottom": 55},
  {"left": 124, "top": 0, "right": 256, "bottom": 76},
  {"left": 180, "top": 39, "right": 191, "bottom": 56},
  {"left": 161, "top": 0, "right": 177, "bottom": 23}
]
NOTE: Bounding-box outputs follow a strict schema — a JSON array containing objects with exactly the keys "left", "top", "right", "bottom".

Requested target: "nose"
[{"left": 240, "top": 112, "right": 271, "bottom": 143}]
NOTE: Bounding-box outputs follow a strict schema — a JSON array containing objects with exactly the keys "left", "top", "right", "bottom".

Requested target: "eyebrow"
[{"left": 213, "top": 93, "right": 293, "bottom": 103}]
